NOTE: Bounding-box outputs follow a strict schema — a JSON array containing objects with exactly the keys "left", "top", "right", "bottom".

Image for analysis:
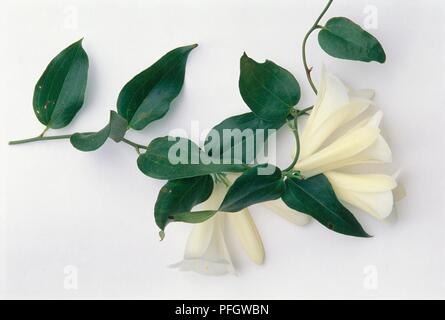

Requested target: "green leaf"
[
  {"left": 239, "top": 53, "right": 300, "bottom": 122},
  {"left": 137, "top": 137, "right": 247, "bottom": 180},
  {"left": 117, "top": 44, "right": 197, "bottom": 130},
  {"left": 33, "top": 39, "right": 89, "bottom": 129},
  {"left": 318, "top": 17, "right": 386, "bottom": 63},
  {"left": 70, "top": 111, "right": 127, "bottom": 152},
  {"left": 154, "top": 175, "right": 214, "bottom": 231},
  {"left": 219, "top": 164, "right": 284, "bottom": 212},
  {"left": 171, "top": 210, "right": 217, "bottom": 224},
  {"left": 204, "top": 112, "right": 285, "bottom": 164},
  {"left": 282, "top": 175, "right": 370, "bottom": 238}
]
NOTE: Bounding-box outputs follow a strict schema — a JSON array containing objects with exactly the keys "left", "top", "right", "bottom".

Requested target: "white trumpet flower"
[
  {"left": 173, "top": 181, "right": 265, "bottom": 275},
  {"left": 294, "top": 68, "right": 397, "bottom": 219},
  {"left": 174, "top": 213, "right": 235, "bottom": 275},
  {"left": 264, "top": 69, "right": 397, "bottom": 222}
]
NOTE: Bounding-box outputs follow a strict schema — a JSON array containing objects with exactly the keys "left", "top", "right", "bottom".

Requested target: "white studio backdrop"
[{"left": 0, "top": 0, "right": 444, "bottom": 299}]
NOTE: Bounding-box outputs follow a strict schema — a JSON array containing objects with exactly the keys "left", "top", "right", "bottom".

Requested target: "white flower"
[
  {"left": 173, "top": 182, "right": 264, "bottom": 276},
  {"left": 266, "top": 68, "right": 398, "bottom": 221},
  {"left": 295, "top": 68, "right": 397, "bottom": 219},
  {"left": 173, "top": 213, "right": 235, "bottom": 276}
]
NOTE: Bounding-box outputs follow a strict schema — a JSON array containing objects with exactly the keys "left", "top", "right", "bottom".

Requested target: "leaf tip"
[
  {"left": 159, "top": 230, "right": 165, "bottom": 241},
  {"left": 378, "top": 53, "right": 386, "bottom": 64}
]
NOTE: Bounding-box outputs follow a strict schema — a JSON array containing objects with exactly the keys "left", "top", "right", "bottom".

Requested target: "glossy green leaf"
[
  {"left": 318, "top": 17, "right": 386, "bottom": 63},
  {"left": 137, "top": 137, "right": 247, "bottom": 180},
  {"left": 33, "top": 39, "right": 89, "bottom": 129},
  {"left": 239, "top": 53, "right": 300, "bottom": 122},
  {"left": 171, "top": 210, "right": 217, "bottom": 224},
  {"left": 282, "top": 175, "right": 370, "bottom": 238},
  {"left": 204, "top": 112, "right": 285, "bottom": 164},
  {"left": 219, "top": 164, "right": 284, "bottom": 212},
  {"left": 117, "top": 44, "right": 197, "bottom": 130},
  {"left": 70, "top": 111, "right": 127, "bottom": 152},
  {"left": 154, "top": 175, "right": 214, "bottom": 231}
]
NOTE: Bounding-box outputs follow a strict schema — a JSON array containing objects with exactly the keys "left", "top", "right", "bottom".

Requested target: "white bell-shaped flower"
[
  {"left": 263, "top": 69, "right": 389, "bottom": 224},
  {"left": 294, "top": 69, "right": 397, "bottom": 219},
  {"left": 174, "top": 181, "right": 265, "bottom": 275},
  {"left": 174, "top": 213, "right": 235, "bottom": 276}
]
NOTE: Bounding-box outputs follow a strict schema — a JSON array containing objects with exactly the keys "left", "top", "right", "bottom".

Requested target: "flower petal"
[
  {"left": 312, "top": 136, "right": 392, "bottom": 176},
  {"left": 333, "top": 186, "right": 394, "bottom": 220},
  {"left": 303, "top": 68, "right": 350, "bottom": 137},
  {"left": 297, "top": 126, "right": 380, "bottom": 177},
  {"left": 297, "top": 110, "right": 393, "bottom": 177},
  {"left": 263, "top": 199, "right": 311, "bottom": 226},
  {"left": 325, "top": 171, "right": 397, "bottom": 192},
  {"left": 349, "top": 88, "right": 375, "bottom": 100},
  {"left": 326, "top": 171, "right": 397, "bottom": 220},
  {"left": 183, "top": 215, "right": 215, "bottom": 258},
  {"left": 300, "top": 99, "right": 372, "bottom": 159},
  {"left": 226, "top": 210, "right": 265, "bottom": 265}
]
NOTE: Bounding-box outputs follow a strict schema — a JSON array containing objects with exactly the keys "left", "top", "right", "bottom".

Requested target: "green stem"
[
  {"left": 302, "top": 0, "right": 334, "bottom": 94},
  {"left": 9, "top": 134, "right": 71, "bottom": 145},
  {"left": 9, "top": 134, "right": 147, "bottom": 153},
  {"left": 284, "top": 117, "right": 301, "bottom": 172},
  {"left": 39, "top": 126, "right": 49, "bottom": 137},
  {"left": 121, "top": 138, "right": 147, "bottom": 151},
  {"left": 284, "top": 104, "right": 315, "bottom": 173},
  {"left": 297, "top": 105, "right": 314, "bottom": 116}
]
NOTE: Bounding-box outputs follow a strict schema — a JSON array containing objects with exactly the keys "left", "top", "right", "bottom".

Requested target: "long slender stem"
[
  {"left": 302, "top": 0, "right": 334, "bottom": 94},
  {"left": 9, "top": 135, "right": 72, "bottom": 145},
  {"left": 284, "top": 117, "right": 301, "bottom": 172},
  {"left": 302, "top": 27, "right": 322, "bottom": 94},
  {"left": 285, "top": 1, "right": 333, "bottom": 174},
  {"left": 314, "top": 0, "right": 334, "bottom": 26},
  {"left": 9, "top": 133, "right": 147, "bottom": 153}
]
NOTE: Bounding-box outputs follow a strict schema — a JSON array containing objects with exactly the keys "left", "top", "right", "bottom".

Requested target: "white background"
[{"left": 1, "top": 0, "right": 444, "bottom": 299}]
